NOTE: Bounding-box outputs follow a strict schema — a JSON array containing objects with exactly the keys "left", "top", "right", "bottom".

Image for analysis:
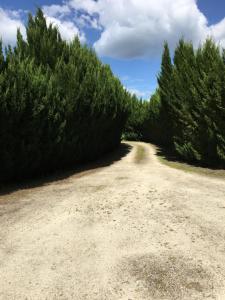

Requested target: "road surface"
[{"left": 0, "top": 142, "right": 225, "bottom": 299}]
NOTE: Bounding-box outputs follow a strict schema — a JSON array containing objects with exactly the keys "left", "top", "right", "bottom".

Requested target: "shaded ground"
[
  {"left": 0, "top": 143, "right": 132, "bottom": 197},
  {"left": 0, "top": 142, "right": 225, "bottom": 299},
  {"left": 156, "top": 146, "right": 225, "bottom": 179}
]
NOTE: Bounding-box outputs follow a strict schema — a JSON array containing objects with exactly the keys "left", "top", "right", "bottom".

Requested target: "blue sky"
[{"left": 0, "top": 0, "right": 225, "bottom": 99}]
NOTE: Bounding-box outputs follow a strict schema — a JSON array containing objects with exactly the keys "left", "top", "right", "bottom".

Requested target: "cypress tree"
[
  {"left": 0, "top": 9, "right": 131, "bottom": 183},
  {"left": 144, "top": 90, "right": 162, "bottom": 144},
  {"left": 172, "top": 39, "right": 202, "bottom": 162},
  {"left": 192, "top": 40, "right": 224, "bottom": 164},
  {"left": 216, "top": 49, "right": 225, "bottom": 163},
  {"left": 152, "top": 39, "right": 225, "bottom": 166},
  {"left": 0, "top": 40, "right": 4, "bottom": 71},
  {"left": 157, "top": 42, "right": 174, "bottom": 146}
]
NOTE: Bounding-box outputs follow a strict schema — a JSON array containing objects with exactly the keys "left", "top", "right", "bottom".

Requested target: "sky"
[{"left": 0, "top": 0, "right": 225, "bottom": 99}]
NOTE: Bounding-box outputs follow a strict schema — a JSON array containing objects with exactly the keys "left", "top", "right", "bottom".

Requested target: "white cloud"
[
  {"left": 93, "top": 0, "right": 209, "bottom": 58},
  {"left": 1, "top": 1, "right": 225, "bottom": 58},
  {"left": 67, "top": 0, "right": 225, "bottom": 58},
  {"left": 42, "top": 3, "right": 88, "bottom": 42},
  {"left": 45, "top": 15, "right": 86, "bottom": 43},
  {"left": 0, "top": 8, "right": 26, "bottom": 46},
  {"left": 43, "top": 2, "right": 101, "bottom": 32},
  {"left": 76, "top": 14, "right": 101, "bottom": 30},
  {"left": 127, "top": 87, "right": 153, "bottom": 99},
  {"left": 209, "top": 18, "right": 225, "bottom": 48},
  {"left": 69, "top": 0, "right": 98, "bottom": 14},
  {"left": 43, "top": 4, "right": 71, "bottom": 18},
  {"left": 0, "top": 6, "right": 86, "bottom": 46}
]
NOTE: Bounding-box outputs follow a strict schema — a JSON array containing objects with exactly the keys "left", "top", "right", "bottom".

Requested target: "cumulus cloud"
[
  {"left": 69, "top": 0, "right": 98, "bottom": 14},
  {"left": 42, "top": 3, "right": 88, "bottom": 42},
  {"left": 0, "top": 8, "right": 26, "bottom": 46},
  {"left": 42, "top": 4, "right": 71, "bottom": 18},
  {"left": 67, "top": 0, "right": 225, "bottom": 58},
  {"left": 93, "top": 0, "right": 208, "bottom": 58},
  {"left": 42, "top": 4, "right": 86, "bottom": 43},
  {"left": 209, "top": 18, "right": 225, "bottom": 48},
  {"left": 76, "top": 14, "right": 101, "bottom": 30},
  {"left": 0, "top": 5, "right": 86, "bottom": 46},
  {"left": 45, "top": 15, "right": 86, "bottom": 43},
  {"left": 1, "top": 1, "right": 225, "bottom": 58}
]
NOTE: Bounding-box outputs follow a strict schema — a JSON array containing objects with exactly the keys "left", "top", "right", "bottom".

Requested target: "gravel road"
[{"left": 0, "top": 142, "right": 225, "bottom": 300}]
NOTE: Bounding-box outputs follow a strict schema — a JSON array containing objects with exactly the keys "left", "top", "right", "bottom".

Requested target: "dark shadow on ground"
[
  {"left": 156, "top": 145, "right": 225, "bottom": 180},
  {"left": 156, "top": 146, "right": 191, "bottom": 164},
  {"left": 156, "top": 146, "right": 224, "bottom": 170},
  {"left": 0, "top": 142, "right": 132, "bottom": 197}
]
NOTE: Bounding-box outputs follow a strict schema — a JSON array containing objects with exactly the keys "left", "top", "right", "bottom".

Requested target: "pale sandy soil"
[{"left": 0, "top": 142, "right": 225, "bottom": 300}]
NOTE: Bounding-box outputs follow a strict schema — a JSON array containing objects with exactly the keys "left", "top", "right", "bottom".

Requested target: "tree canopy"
[
  {"left": 0, "top": 9, "right": 131, "bottom": 182},
  {"left": 126, "top": 38, "right": 225, "bottom": 167}
]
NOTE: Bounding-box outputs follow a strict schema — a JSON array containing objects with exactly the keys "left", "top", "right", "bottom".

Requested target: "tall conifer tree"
[{"left": 158, "top": 42, "right": 174, "bottom": 146}]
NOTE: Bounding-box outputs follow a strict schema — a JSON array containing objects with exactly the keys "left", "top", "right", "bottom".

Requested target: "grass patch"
[
  {"left": 157, "top": 148, "right": 225, "bottom": 179},
  {"left": 134, "top": 145, "right": 146, "bottom": 164}
]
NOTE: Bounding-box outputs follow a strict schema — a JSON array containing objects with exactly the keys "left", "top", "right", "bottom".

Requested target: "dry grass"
[
  {"left": 158, "top": 155, "right": 225, "bottom": 179},
  {"left": 134, "top": 145, "right": 146, "bottom": 164}
]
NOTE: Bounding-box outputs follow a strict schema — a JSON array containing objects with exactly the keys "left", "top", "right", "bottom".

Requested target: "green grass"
[
  {"left": 157, "top": 154, "right": 225, "bottom": 179},
  {"left": 134, "top": 145, "right": 146, "bottom": 164}
]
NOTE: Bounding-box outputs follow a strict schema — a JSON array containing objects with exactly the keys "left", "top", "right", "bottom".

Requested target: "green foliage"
[
  {"left": 144, "top": 90, "right": 162, "bottom": 144},
  {"left": 123, "top": 90, "right": 162, "bottom": 144},
  {"left": 0, "top": 9, "right": 131, "bottom": 182},
  {"left": 157, "top": 38, "right": 225, "bottom": 167},
  {"left": 126, "top": 39, "right": 225, "bottom": 167},
  {"left": 123, "top": 95, "right": 149, "bottom": 141},
  {"left": 157, "top": 42, "right": 174, "bottom": 146}
]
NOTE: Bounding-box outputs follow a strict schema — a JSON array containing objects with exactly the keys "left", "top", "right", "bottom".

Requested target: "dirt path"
[{"left": 0, "top": 142, "right": 225, "bottom": 300}]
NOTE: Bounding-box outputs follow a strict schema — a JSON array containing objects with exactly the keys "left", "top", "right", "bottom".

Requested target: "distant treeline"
[
  {"left": 0, "top": 9, "right": 131, "bottom": 182},
  {"left": 124, "top": 39, "right": 225, "bottom": 167}
]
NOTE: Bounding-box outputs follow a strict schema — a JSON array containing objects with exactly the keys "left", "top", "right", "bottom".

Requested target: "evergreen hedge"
[
  {"left": 125, "top": 39, "right": 225, "bottom": 167},
  {"left": 0, "top": 9, "right": 131, "bottom": 182},
  {"left": 157, "top": 39, "right": 225, "bottom": 166}
]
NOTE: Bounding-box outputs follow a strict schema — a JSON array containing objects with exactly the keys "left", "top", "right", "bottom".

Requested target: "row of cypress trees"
[
  {"left": 157, "top": 39, "right": 225, "bottom": 166},
  {"left": 124, "top": 39, "right": 225, "bottom": 167},
  {"left": 123, "top": 95, "right": 149, "bottom": 141},
  {"left": 123, "top": 90, "right": 162, "bottom": 144},
  {"left": 0, "top": 9, "right": 131, "bottom": 182},
  {"left": 1, "top": 9, "right": 223, "bottom": 182}
]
